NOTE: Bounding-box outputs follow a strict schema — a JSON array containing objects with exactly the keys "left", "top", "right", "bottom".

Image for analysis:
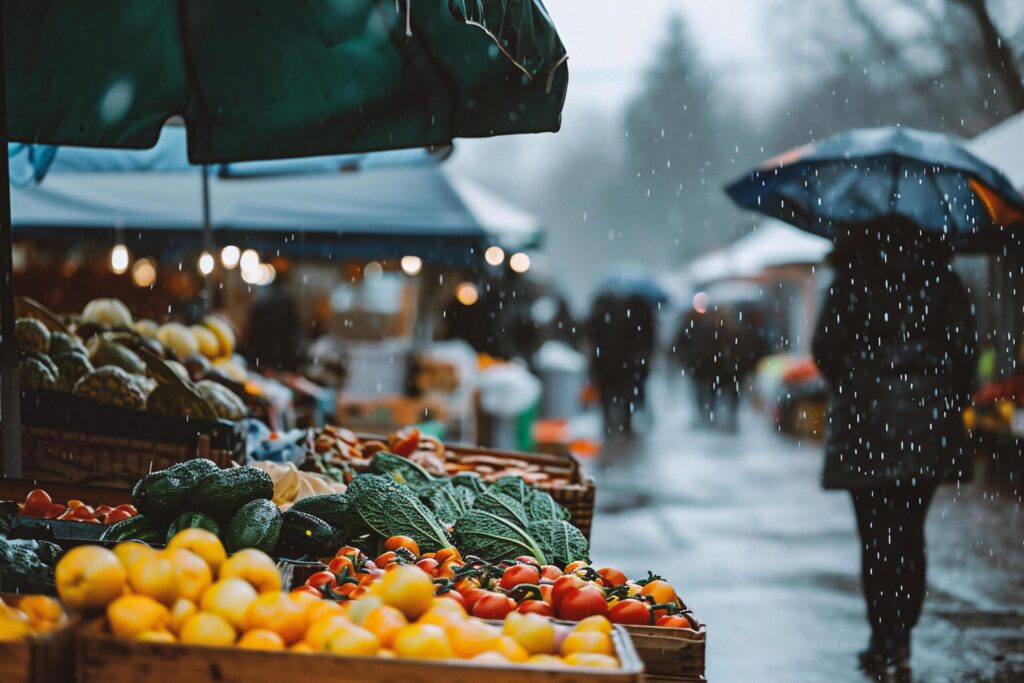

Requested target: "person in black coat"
[{"left": 812, "top": 221, "right": 976, "bottom": 677}]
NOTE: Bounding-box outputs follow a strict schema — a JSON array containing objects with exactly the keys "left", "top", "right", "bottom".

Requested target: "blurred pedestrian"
[
  {"left": 812, "top": 220, "right": 976, "bottom": 679},
  {"left": 587, "top": 292, "right": 655, "bottom": 436}
]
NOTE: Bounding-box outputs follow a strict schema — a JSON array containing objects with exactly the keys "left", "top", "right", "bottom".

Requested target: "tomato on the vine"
[
  {"left": 435, "top": 589, "right": 467, "bottom": 609},
  {"left": 556, "top": 585, "right": 608, "bottom": 621},
  {"left": 472, "top": 593, "right": 516, "bottom": 619},
  {"left": 291, "top": 585, "right": 322, "bottom": 598},
  {"left": 640, "top": 580, "right": 679, "bottom": 606},
  {"left": 539, "top": 565, "right": 562, "bottom": 582},
  {"left": 516, "top": 600, "right": 554, "bottom": 617},
  {"left": 103, "top": 508, "right": 133, "bottom": 525},
  {"left": 306, "top": 571, "right": 339, "bottom": 591},
  {"left": 390, "top": 428, "right": 421, "bottom": 457},
  {"left": 608, "top": 599, "right": 651, "bottom": 625},
  {"left": 416, "top": 558, "right": 439, "bottom": 575},
  {"left": 564, "top": 561, "right": 589, "bottom": 574},
  {"left": 499, "top": 564, "right": 541, "bottom": 591},
  {"left": 385, "top": 535, "right": 420, "bottom": 557},
  {"left": 21, "top": 489, "right": 52, "bottom": 517},
  {"left": 460, "top": 587, "right": 490, "bottom": 611},
  {"left": 655, "top": 614, "right": 693, "bottom": 629},
  {"left": 597, "top": 567, "right": 628, "bottom": 588}
]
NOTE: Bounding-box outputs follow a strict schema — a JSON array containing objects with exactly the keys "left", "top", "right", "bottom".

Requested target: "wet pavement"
[{"left": 585, "top": 377, "right": 1024, "bottom": 683}]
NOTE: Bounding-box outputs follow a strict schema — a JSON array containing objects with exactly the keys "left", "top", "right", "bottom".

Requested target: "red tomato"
[
  {"left": 306, "top": 571, "right": 339, "bottom": 590},
  {"left": 21, "top": 489, "right": 51, "bottom": 517},
  {"left": 609, "top": 599, "right": 651, "bottom": 625},
  {"left": 461, "top": 587, "right": 491, "bottom": 611},
  {"left": 374, "top": 551, "right": 398, "bottom": 567},
  {"left": 103, "top": 509, "right": 133, "bottom": 525},
  {"left": 597, "top": 567, "right": 628, "bottom": 588},
  {"left": 551, "top": 574, "right": 586, "bottom": 608},
  {"left": 111, "top": 503, "right": 138, "bottom": 516},
  {"left": 384, "top": 535, "right": 420, "bottom": 557},
  {"left": 416, "top": 558, "right": 440, "bottom": 575},
  {"left": 471, "top": 593, "right": 516, "bottom": 619},
  {"left": 291, "top": 585, "right": 322, "bottom": 598},
  {"left": 499, "top": 564, "right": 541, "bottom": 591},
  {"left": 564, "top": 561, "right": 589, "bottom": 574},
  {"left": 540, "top": 565, "right": 562, "bottom": 582},
  {"left": 67, "top": 504, "right": 96, "bottom": 521},
  {"left": 655, "top": 614, "right": 693, "bottom": 629},
  {"left": 328, "top": 556, "right": 355, "bottom": 576},
  {"left": 43, "top": 503, "right": 66, "bottom": 519},
  {"left": 556, "top": 585, "right": 608, "bottom": 621},
  {"left": 513, "top": 555, "right": 539, "bottom": 565},
  {"left": 93, "top": 505, "right": 113, "bottom": 517},
  {"left": 516, "top": 600, "right": 554, "bottom": 617},
  {"left": 335, "top": 546, "right": 363, "bottom": 561}
]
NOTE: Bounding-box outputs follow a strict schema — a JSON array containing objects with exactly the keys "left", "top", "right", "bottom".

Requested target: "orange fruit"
[
  {"left": 219, "top": 549, "right": 281, "bottom": 593},
  {"left": 324, "top": 623, "right": 380, "bottom": 656},
  {"left": 167, "top": 529, "right": 227, "bottom": 576},
  {"left": 560, "top": 630, "right": 613, "bottom": 657},
  {"left": 238, "top": 628, "right": 286, "bottom": 650},
  {"left": 0, "top": 607, "right": 32, "bottom": 640},
  {"left": 168, "top": 599, "right": 198, "bottom": 636},
  {"left": 304, "top": 600, "right": 344, "bottom": 624},
  {"left": 18, "top": 595, "right": 65, "bottom": 628},
  {"left": 573, "top": 615, "right": 613, "bottom": 634},
  {"left": 304, "top": 615, "right": 353, "bottom": 650},
  {"left": 345, "top": 595, "right": 383, "bottom": 626},
  {"left": 166, "top": 548, "right": 212, "bottom": 603},
  {"left": 493, "top": 635, "right": 529, "bottom": 663},
  {"left": 106, "top": 595, "right": 170, "bottom": 638},
  {"left": 179, "top": 612, "right": 236, "bottom": 646},
  {"left": 379, "top": 566, "right": 434, "bottom": 620},
  {"left": 244, "top": 592, "right": 308, "bottom": 645},
  {"left": 56, "top": 546, "right": 127, "bottom": 612},
  {"left": 112, "top": 541, "right": 155, "bottom": 572},
  {"left": 393, "top": 624, "right": 454, "bottom": 660},
  {"left": 362, "top": 605, "right": 408, "bottom": 648},
  {"left": 200, "top": 578, "right": 259, "bottom": 630}
]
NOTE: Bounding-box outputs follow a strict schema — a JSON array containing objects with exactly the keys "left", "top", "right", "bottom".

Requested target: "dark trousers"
[{"left": 850, "top": 484, "right": 937, "bottom": 654}]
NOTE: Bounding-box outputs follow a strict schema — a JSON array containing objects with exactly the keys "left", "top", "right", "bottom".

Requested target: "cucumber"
[
  {"left": 190, "top": 466, "right": 274, "bottom": 523},
  {"left": 131, "top": 458, "right": 220, "bottom": 522},
  {"left": 276, "top": 510, "right": 338, "bottom": 559},
  {"left": 223, "top": 499, "right": 282, "bottom": 554},
  {"left": 287, "top": 494, "right": 350, "bottom": 529},
  {"left": 100, "top": 513, "right": 164, "bottom": 543},
  {"left": 166, "top": 511, "right": 221, "bottom": 543}
]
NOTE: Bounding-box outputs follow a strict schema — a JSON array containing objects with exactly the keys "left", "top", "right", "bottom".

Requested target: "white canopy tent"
[{"left": 686, "top": 219, "right": 832, "bottom": 285}]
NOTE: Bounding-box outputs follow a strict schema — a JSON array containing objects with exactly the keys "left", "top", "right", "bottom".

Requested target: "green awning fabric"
[{"left": 4, "top": 0, "right": 568, "bottom": 163}]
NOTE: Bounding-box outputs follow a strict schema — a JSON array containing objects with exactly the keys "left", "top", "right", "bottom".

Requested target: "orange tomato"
[
  {"left": 384, "top": 535, "right": 420, "bottom": 557},
  {"left": 362, "top": 606, "right": 408, "bottom": 648},
  {"left": 244, "top": 592, "right": 308, "bottom": 645},
  {"left": 640, "top": 580, "right": 679, "bottom": 606},
  {"left": 444, "top": 619, "right": 501, "bottom": 659}
]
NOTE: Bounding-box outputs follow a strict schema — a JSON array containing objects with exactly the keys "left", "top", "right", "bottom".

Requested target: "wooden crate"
[
  {"left": 4, "top": 390, "right": 242, "bottom": 488},
  {"left": 75, "top": 618, "right": 644, "bottom": 683},
  {"left": 624, "top": 621, "right": 706, "bottom": 680},
  {"left": 0, "top": 594, "right": 76, "bottom": 683}
]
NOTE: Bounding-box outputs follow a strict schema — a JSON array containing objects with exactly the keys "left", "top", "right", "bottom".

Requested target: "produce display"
[
  {"left": 310, "top": 425, "right": 575, "bottom": 487},
  {"left": 56, "top": 530, "right": 624, "bottom": 669},
  {"left": 15, "top": 488, "right": 138, "bottom": 524},
  {"left": 15, "top": 297, "right": 248, "bottom": 422},
  {"left": 297, "top": 539, "right": 694, "bottom": 629},
  {"left": 0, "top": 594, "right": 67, "bottom": 639}
]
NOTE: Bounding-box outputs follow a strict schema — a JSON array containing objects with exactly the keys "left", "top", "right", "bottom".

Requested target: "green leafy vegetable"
[
  {"left": 451, "top": 472, "right": 488, "bottom": 495},
  {"left": 528, "top": 519, "right": 590, "bottom": 567},
  {"left": 453, "top": 509, "right": 547, "bottom": 565},
  {"left": 421, "top": 479, "right": 469, "bottom": 525},
  {"left": 525, "top": 489, "right": 571, "bottom": 522},
  {"left": 346, "top": 474, "right": 450, "bottom": 552},
  {"left": 488, "top": 476, "right": 531, "bottom": 507},
  {"left": 369, "top": 452, "right": 435, "bottom": 493},
  {"left": 473, "top": 489, "right": 528, "bottom": 527}
]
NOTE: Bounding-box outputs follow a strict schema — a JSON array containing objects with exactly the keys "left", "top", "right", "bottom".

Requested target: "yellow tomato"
[
  {"left": 0, "top": 608, "right": 32, "bottom": 641},
  {"left": 168, "top": 599, "right": 198, "bottom": 636},
  {"left": 136, "top": 630, "right": 177, "bottom": 643},
  {"left": 219, "top": 549, "right": 281, "bottom": 594},
  {"left": 573, "top": 615, "right": 613, "bottom": 634},
  {"left": 493, "top": 635, "right": 529, "bottom": 663},
  {"left": 563, "top": 653, "right": 620, "bottom": 669},
  {"left": 112, "top": 541, "right": 155, "bottom": 572},
  {"left": 325, "top": 623, "right": 380, "bottom": 656},
  {"left": 56, "top": 546, "right": 127, "bottom": 612},
  {"left": 444, "top": 619, "right": 501, "bottom": 659},
  {"left": 379, "top": 566, "right": 434, "bottom": 620},
  {"left": 560, "top": 630, "right": 614, "bottom": 657},
  {"left": 503, "top": 611, "right": 556, "bottom": 655},
  {"left": 179, "top": 612, "right": 237, "bottom": 646},
  {"left": 244, "top": 592, "right": 308, "bottom": 645},
  {"left": 107, "top": 595, "right": 170, "bottom": 638},
  {"left": 18, "top": 595, "right": 65, "bottom": 628},
  {"left": 345, "top": 595, "right": 383, "bottom": 626},
  {"left": 304, "top": 615, "right": 353, "bottom": 650},
  {"left": 167, "top": 548, "right": 212, "bottom": 603},
  {"left": 238, "top": 628, "right": 286, "bottom": 650},
  {"left": 362, "top": 605, "right": 408, "bottom": 649},
  {"left": 128, "top": 551, "right": 180, "bottom": 606},
  {"left": 304, "top": 599, "right": 344, "bottom": 624},
  {"left": 167, "top": 529, "right": 227, "bottom": 576},
  {"left": 200, "top": 578, "right": 258, "bottom": 631},
  {"left": 393, "top": 624, "right": 454, "bottom": 660}
]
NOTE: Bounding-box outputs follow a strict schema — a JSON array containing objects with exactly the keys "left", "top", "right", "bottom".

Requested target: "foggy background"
[{"left": 451, "top": 0, "right": 1024, "bottom": 309}]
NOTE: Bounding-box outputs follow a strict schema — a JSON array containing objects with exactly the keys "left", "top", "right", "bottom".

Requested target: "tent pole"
[
  {"left": 0, "top": 5, "right": 23, "bottom": 478},
  {"left": 202, "top": 165, "right": 214, "bottom": 309}
]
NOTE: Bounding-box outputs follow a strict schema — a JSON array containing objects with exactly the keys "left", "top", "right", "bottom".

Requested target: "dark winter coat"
[{"left": 812, "top": 247, "right": 976, "bottom": 490}]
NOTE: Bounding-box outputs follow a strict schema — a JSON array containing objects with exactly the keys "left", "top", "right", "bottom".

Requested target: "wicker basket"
[
  {"left": 3, "top": 389, "right": 241, "bottom": 488},
  {"left": 625, "top": 618, "right": 706, "bottom": 680}
]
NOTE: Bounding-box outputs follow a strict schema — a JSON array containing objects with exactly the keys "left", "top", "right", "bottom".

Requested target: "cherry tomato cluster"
[
  {"left": 296, "top": 535, "right": 698, "bottom": 630},
  {"left": 17, "top": 488, "right": 138, "bottom": 525}
]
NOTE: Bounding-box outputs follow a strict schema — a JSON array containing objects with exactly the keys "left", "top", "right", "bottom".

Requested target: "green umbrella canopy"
[{"left": 4, "top": 0, "right": 568, "bottom": 163}]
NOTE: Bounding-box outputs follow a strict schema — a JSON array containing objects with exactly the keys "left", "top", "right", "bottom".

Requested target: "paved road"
[{"left": 585, "top": 378, "right": 1024, "bottom": 683}]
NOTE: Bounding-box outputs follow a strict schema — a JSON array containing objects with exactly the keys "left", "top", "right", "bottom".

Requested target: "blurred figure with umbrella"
[{"left": 726, "top": 126, "right": 1024, "bottom": 680}]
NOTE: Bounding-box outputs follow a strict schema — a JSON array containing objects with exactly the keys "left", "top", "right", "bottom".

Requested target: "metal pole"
[
  {"left": 201, "top": 165, "right": 214, "bottom": 308},
  {"left": 0, "top": 3, "right": 23, "bottom": 477}
]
